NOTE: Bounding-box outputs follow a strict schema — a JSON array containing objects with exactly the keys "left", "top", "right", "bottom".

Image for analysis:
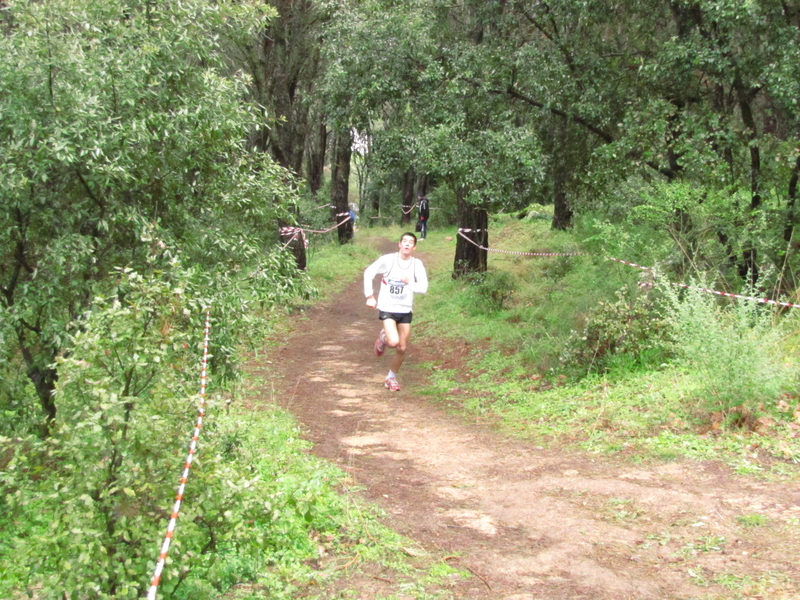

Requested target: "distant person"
[
  {"left": 363, "top": 232, "right": 428, "bottom": 391},
  {"left": 417, "top": 192, "right": 429, "bottom": 240}
]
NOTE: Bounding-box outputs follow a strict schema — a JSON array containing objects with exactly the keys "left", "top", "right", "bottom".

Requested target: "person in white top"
[{"left": 363, "top": 232, "right": 428, "bottom": 391}]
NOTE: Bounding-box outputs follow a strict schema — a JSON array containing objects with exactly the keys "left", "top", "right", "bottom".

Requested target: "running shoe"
[
  {"left": 374, "top": 334, "right": 386, "bottom": 356},
  {"left": 384, "top": 377, "right": 401, "bottom": 391}
]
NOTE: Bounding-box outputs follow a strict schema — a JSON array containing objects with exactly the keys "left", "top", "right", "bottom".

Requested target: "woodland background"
[{"left": 3, "top": 0, "right": 800, "bottom": 598}]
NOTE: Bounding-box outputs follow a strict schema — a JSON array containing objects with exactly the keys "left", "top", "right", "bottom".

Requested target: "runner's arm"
[
  {"left": 410, "top": 260, "right": 428, "bottom": 295},
  {"left": 363, "top": 255, "right": 388, "bottom": 297}
]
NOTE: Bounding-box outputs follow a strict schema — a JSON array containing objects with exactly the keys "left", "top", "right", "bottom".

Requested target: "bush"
[
  {"left": 663, "top": 283, "right": 798, "bottom": 419},
  {"left": 463, "top": 270, "right": 517, "bottom": 314},
  {"left": 0, "top": 267, "right": 342, "bottom": 599},
  {"left": 561, "top": 286, "right": 674, "bottom": 375}
]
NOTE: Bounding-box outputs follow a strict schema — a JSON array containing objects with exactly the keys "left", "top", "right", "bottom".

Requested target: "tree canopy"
[{"left": 4, "top": 0, "right": 800, "bottom": 596}]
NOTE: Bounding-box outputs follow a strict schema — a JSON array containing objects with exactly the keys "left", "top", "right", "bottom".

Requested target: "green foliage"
[
  {"left": 324, "top": 0, "right": 800, "bottom": 296},
  {"left": 405, "top": 216, "right": 800, "bottom": 472},
  {"left": 0, "top": 0, "right": 298, "bottom": 422},
  {"left": 462, "top": 270, "right": 517, "bottom": 314},
  {"left": 0, "top": 0, "right": 346, "bottom": 596},
  {"left": 561, "top": 286, "right": 674, "bottom": 376},
  {"left": 663, "top": 284, "right": 798, "bottom": 417},
  {"left": 736, "top": 513, "right": 770, "bottom": 528},
  {"left": 1, "top": 403, "right": 362, "bottom": 600},
  {"left": 0, "top": 253, "right": 318, "bottom": 597}
]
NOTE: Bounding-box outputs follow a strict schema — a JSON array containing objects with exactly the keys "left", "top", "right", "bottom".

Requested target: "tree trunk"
[
  {"left": 453, "top": 188, "right": 488, "bottom": 278},
  {"left": 673, "top": 207, "right": 698, "bottom": 277},
  {"left": 16, "top": 330, "right": 58, "bottom": 434},
  {"left": 371, "top": 189, "right": 380, "bottom": 218},
  {"left": 279, "top": 221, "right": 307, "bottom": 270},
  {"left": 401, "top": 167, "right": 415, "bottom": 225},
  {"left": 330, "top": 129, "right": 354, "bottom": 244},
  {"left": 551, "top": 115, "right": 574, "bottom": 230},
  {"left": 551, "top": 167, "right": 573, "bottom": 230},
  {"left": 417, "top": 174, "right": 430, "bottom": 197},
  {"left": 246, "top": 1, "right": 321, "bottom": 266},
  {"left": 733, "top": 72, "right": 761, "bottom": 285},
  {"left": 253, "top": 0, "right": 321, "bottom": 175},
  {"left": 783, "top": 154, "right": 800, "bottom": 245},
  {"left": 306, "top": 119, "right": 327, "bottom": 196}
]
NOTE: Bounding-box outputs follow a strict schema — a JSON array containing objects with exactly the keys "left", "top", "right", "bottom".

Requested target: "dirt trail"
[{"left": 260, "top": 241, "right": 800, "bottom": 600}]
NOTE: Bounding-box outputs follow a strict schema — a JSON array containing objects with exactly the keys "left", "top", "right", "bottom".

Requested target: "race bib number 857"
[{"left": 387, "top": 279, "right": 406, "bottom": 296}]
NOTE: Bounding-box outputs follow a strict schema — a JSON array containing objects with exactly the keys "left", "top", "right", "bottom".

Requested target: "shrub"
[
  {"left": 663, "top": 283, "right": 798, "bottom": 419},
  {"left": 463, "top": 270, "right": 517, "bottom": 314},
  {"left": 561, "top": 286, "right": 674, "bottom": 375},
  {"left": 0, "top": 267, "right": 338, "bottom": 599}
]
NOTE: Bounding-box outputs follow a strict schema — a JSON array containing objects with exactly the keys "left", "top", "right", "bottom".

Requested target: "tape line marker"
[
  {"left": 457, "top": 229, "right": 583, "bottom": 257},
  {"left": 147, "top": 310, "right": 211, "bottom": 600},
  {"left": 456, "top": 229, "right": 800, "bottom": 308}
]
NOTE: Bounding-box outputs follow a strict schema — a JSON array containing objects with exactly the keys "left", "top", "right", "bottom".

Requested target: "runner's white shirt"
[{"left": 363, "top": 252, "right": 428, "bottom": 313}]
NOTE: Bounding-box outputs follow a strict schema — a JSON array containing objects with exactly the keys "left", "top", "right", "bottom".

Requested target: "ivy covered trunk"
[
  {"left": 551, "top": 115, "right": 574, "bottom": 231},
  {"left": 279, "top": 220, "right": 308, "bottom": 270},
  {"left": 453, "top": 188, "right": 488, "bottom": 278},
  {"left": 552, "top": 170, "right": 573, "bottom": 231}
]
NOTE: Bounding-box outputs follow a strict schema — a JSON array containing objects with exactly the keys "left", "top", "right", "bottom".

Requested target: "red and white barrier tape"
[
  {"left": 604, "top": 256, "right": 653, "bottom": 272},
  {"left": 283, "top": 215, "right": 352, "bottom": 236},
  {"left": 664, "top": 282, "right": 800, "bottom": 309},
  {"left": 457, "top": 229, "right": 800, "bottom": 308},
  {"left": 301, "top": 214, "right": 352, "bottom": 234},
  {"left": 280, "top": 215, "right": 353, "bottom": 250},
  {"left": 147, "top": 311, "right": 211, "bottom": 600},
  {"left": 280, "top": 226, "right": 308, "bottom": 250},
  {"left": 402, "top": 203, "right": 418, "bottom": 215},
  {"left": 457, "top": 229, "right": 584, "bottom": 257}
]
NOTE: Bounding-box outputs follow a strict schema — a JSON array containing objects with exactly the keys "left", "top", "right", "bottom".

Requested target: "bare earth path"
[{"left": 258, "top": 242, "right": 800, "bottom": 600}]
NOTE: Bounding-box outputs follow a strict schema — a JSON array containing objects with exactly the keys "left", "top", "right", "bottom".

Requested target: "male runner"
[{"left": 363, "top": 232, "right": 428, "bottom": 391}]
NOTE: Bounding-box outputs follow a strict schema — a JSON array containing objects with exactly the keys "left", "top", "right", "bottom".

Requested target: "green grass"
[
  {"left": 0, "top": 398, "right": 453, "bottom": 600},
  {"left": 359, "top": 214, "right": 800, "bottom": 479},
  {"left": 711, "top": 570, "right": 795, "bottom": 598},
  {"left": 736, "top": 513, "right": 770, "bottom": 528},
  {"left": 306, "top": 238, "right": 376, "bottom": 299}
]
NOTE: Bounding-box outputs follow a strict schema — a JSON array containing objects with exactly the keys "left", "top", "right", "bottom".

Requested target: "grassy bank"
[
  {"left": 0, "top": 232, "right": 461, "bottom": 600},
  {"left": 358, "top": 216, "right": 800, "bottom": 479}
]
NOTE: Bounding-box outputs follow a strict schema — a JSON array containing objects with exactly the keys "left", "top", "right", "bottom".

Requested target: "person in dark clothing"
[{"left": 417, "top": 193, "right": 430, "bottom": 240}]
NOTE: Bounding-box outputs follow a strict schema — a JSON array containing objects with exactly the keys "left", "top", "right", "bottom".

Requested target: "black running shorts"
[{"left": 378, "top": 311, "right": 413, "bottom": 324}]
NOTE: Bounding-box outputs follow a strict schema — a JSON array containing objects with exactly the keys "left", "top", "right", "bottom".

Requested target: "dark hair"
[{"left": 400, "top": 232, "right": 417, "bottom": 244}]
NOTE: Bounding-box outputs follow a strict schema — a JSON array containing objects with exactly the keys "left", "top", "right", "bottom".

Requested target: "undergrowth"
[
  {"left": 0, "top": 237, "right": 454, "bottom": 600},
  {"left": 402, "top": 213, "right": 800, "bottom": 477}
]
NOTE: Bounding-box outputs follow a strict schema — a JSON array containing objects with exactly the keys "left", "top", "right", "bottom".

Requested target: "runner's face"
[{"left": 398, "top": 236, "right": 416, "bottom": 256}]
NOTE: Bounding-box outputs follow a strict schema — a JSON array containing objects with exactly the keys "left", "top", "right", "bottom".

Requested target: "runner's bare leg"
[
  {"left": 382, "top": 318, "right": 400, "bottom": 348},
  {"left": 390, "top": 322, "right": 411, "bottom": 373}
]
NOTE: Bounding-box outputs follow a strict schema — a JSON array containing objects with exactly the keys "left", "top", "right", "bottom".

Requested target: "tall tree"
[
  {"left": 225, "top": 0, "right": 334, "bottom": 265},
  {"left": 0, "top": 0, "right": 299, "bottom": 427},
  {"left": 321, "top": 0, "right": 800, "bottom": 288},
  {"left": 330, "top": 128, "right": 354, "bottom": 243}
]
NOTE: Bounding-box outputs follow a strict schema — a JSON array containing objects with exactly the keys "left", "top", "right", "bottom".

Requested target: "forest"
[{"left": 2, "top": 0, "right": 800, "bottom": 598}]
